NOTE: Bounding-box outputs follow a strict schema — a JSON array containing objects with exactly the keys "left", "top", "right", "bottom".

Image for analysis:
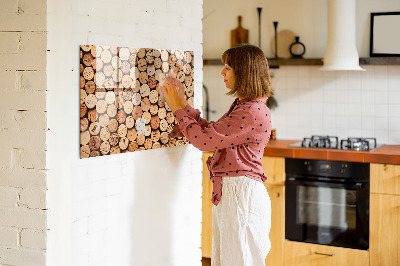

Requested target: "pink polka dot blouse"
[{"left": 172, "top": 97, "right": 272, "bottom": 206}]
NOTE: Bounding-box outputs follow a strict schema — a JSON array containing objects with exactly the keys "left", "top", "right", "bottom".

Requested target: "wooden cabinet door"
[
  {"left": 370, "top": 193, "right": 400, "bottom": 266},
  {"left": 370, "top": 163, "right": 400, "bottom": 195},
  {"left": 202, "top": 152, "right": 213, "bottom": 258},
  {"left": 262, "top": 156, "right": 285, "bottom": 186},
  {"left": 284, "top": 241, "right": 369, "bottom": 266},
  {"left": 265, "top": 184, "right": 284, "bottom": 266}
]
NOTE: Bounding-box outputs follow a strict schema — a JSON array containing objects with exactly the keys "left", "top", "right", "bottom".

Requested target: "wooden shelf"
[{"left": 203, "top": 57, "right": 400, "bottom": 67}]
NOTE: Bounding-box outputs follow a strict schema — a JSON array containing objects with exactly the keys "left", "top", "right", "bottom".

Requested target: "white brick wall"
[
  {"left": 46, "top": 1, "right": 203, "bottom": 266},
  {"left": 0, "top": 0, "right": 48, "bottom": 265}
]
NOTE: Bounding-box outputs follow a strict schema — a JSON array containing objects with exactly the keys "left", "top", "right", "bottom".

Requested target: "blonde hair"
[{"left": 221, "top": 44, "right": 273, "bottom": 99}]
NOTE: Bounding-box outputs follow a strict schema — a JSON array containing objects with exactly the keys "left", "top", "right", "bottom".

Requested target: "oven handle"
[{"left": 286, "top": 177, "right": 364, "bottom": 189}]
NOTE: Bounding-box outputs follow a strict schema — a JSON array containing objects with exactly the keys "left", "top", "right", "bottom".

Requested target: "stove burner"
[
  {"left": 340, "top": 137, "right": 377, "bottom": 151},
  {"left": 301, "top": 135, "right": 339, "bottom": 149}
]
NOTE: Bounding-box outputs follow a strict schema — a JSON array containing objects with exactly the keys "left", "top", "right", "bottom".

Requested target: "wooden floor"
[{"left": 202, "top": 257, "right": 211, "bottom": 266}]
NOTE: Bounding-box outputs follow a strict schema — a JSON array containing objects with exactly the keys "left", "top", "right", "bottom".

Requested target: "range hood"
[{"left": 320, "top": 0, "right": 365, "bottom": 71}]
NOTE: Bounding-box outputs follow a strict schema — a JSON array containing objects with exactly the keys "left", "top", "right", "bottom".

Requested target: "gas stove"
[{"left": 289, "top": 135, "right": 381, "bottom": 151}]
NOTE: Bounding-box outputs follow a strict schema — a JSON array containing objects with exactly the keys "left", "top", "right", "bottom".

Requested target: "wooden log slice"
[
  {"left": 103, "top": 64, "right": 114, "bottom": 77},
  {"left": 184, "top": 51, "right": 192, "bottom": 63},
  {"left": 80, "top": 117, "right": 89, "bottom": 131},
  {"left": 157, "top": 107, "right": 166, "bottom": 120},
  {"left": 89, "top": 136, "right": 101, "bottom": 150},
  {"left": 147, "top": 64, "right": 155, "bottom": 76},
  {"left": 85, "top": 81, "right": 96, "bottom": 94},
  {"left": 88, "top": 109, "right": 98, "bottom": 123},
  {"left": 185, "top": 85, "right": 194, "bottom": 97},
  {"left": 145, "top": 53, "right": 155, "bottom": 64},
  {"left": 183, "top": 63, "right": 191, "bottom": 75},
  {"left": 119, "top": 47, "right": 131, "bottom": 61},
  {"left": 110, "top": 146, "right": 121, "bottom": 155},
  {"left": 184, "top": 76, "right": 193, "bottom": 87},
  {"left": 83, "top": 53, "right": 94, "bottom": 67},
  {"left": 107, "top": 104, "right": 118, "bottom": 118},
  {"left": 160, "top": 132, "right": 169, "bottom": 144},
  {"left": 177, "top": 70, "right": 185, "bottom": 82},
  {"left": 155, "top": 69, "right": 163, "bottom": 81},
  {"left": 95, "top": 88, "right": 106, "bottom": 99},
  {"left": 81, "top": 45, "right": 92, "bottom": 52},
  {"left": 80, "top": 76, "right": 85, "bottom": 89},
  {"left": 152, "top": 142, "right": 161, "bottom": 149},
  {"left": 128, "top": 141, "right": 139, "bottom": 152},
  {"left": 169, "top": 55, "right": 177, "bottom": 67},
  {"left": 99, "top": 114, "right": 110, "bottom": 128},
  {"left": 96, "top": 72, "right": 105, "bottom": 88},
  {"left": 80, "top": 145, "right": 90, "bottom": 158},
  {"left": 121, "top": 75, "right": 133, "bottom": 88},
  {"left": 80, "top": 103, "right": 88, "bottom": 118},
  {"left": 108, "top": 119, "right": 118, "bottom": 132},
  {"left": 142, "top": 112, "right": 151, "bottom": 124},
  {"left": 89, "top": 121, "right": 100, "bottom": 135},
  {"left": 132, "top": 106, "right": 143, "bottom": 120},
  {"left": 154, "top": 58, "right": 162, "bottom": 69},
  {"left": 159, "top": 119, "right": 168, "bottom": 132},
  {"left": 166, "top": 112, "right": 175, "bottom": 124},
  {"left": 148, "top": 76, "right": 157, "bottom": 89},
  {"left": 161, "top": 50, "right": 169, "bottom": 61},
  {"left": 188, "top": 97, "right": 194, "bottom": 107},
  {"left": 96, "top": 100, "right": 107, "bottom": 114},
  {"left": 151, "top": 130, "right": 161, "bottom": 142},
  {"left": 169, "top": 138, "right": 177, "bottom": 146},
  {"left": 138, "top": 58, "right": 147, "bottom": 72},
  {"left": 80, "top": 89, "right": 87, "bottom": 105},
  {"left": 149, "top": 104, "right": 158, "bottom": 116},
  {"left": 126, "top": 115, "right": 135, "bottom": 129},
  {"left": 140, "top": 84, "right": 150, "bottom": 98},
  {"left": 127, "top": 128, "right": 137, "bottom": 142},
  {"left": 176, "top": 139, "right": 186, "bottom": 146},
  {"left": 117, "top": 110, "right": 126, "bottom": 124},
  {"left": 175, "top": 50, "right": 184, "bottom": 60},
  {"left": 83, "top": 67, "right": 94, "bottom": 81},
  {"left": 109, "top": 133, "right": 119, "bottom": 146},
  {"left": 113, "top": 69, "right": 122, "bottom": 84},
  {"left": 150, "top": 116, "right": 160, "bottom": 129},
  {"left": 91, "top": 45, "right": 97, "bottom": 57},
  {"left": 144, "top": 138, "right": 153, "bottom": 150},
  {"left": 96, "top": 58, "right": 103, "bottom": 72},
  {"left": 141, "top": 98, "right": 150, "bottom": 112},
  {"left": 162, "top": 62, "right": 169, "bottom": 73},
  {"left": 101, "top": 49, "right": 113, "bottom": 64},
  {"left": 157, "top": 98, "right": 165, "bottom": 108},
  {"left": 100, "top": 127, "right": 111, "bottom": 142},
  {"left": 149, "top": 90, "right": 158, "bottom": 104},
  {"left": 81, "top": 130, "right": 90, "bottom": 145},
  {"left": 138, "top": 72, "right": 148, "bottom": 85},
  {"left": 90, "top": 150, "right": 100, "bottom": 157},
  {"left": 105, "top": 91, "right": 116, "bottom": 104},
  {"left": 124, "top": 101, "right": 134, "bottom": 114},
  {"left": 129, "top": 54, "right": 137, "bottom": 66},
  {"left": 100, "top": 141, "right": 111, "bottom": 155},
  {"left": 137, "top": 48, "right": 146, "bottom": 58},
  {"left": 144, "top": 125, "right": 151, "bottom": 137},
  {"left": 110, "top": 46, "right": 118, "bottom": 55},
  {"left": 176, "top": 59, "right": 183, "bottom": 70},
  {"left": 137, "top": 134, "right": 145, "bottom": 146},
  {"left": 119, "top": 137, "right": 129, "bottom": 150},
  {"left": 118, "top": 124, "right": 128, "bottom": 138}
]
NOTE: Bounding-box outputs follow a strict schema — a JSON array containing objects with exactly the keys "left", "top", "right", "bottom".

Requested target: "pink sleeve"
[
  {"left": 173, "top": 107, "right": 257, "bottom": 152},
  {"left": 169, "top": 104, "right": 210, "bottom": 138}
]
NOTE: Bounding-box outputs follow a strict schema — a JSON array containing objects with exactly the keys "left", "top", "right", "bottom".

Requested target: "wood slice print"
[{"left": 80, "top": 45, "right": 194, "bottom": 158}]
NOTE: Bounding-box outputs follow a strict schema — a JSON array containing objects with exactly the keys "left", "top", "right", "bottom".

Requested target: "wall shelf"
[{"left": 203, "top": 57, "right": 400, "bottom": 67}]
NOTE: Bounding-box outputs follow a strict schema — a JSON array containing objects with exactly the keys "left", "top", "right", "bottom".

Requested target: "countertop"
[{"left": 263, "top": 139, "right": 400, "bottom": 165}]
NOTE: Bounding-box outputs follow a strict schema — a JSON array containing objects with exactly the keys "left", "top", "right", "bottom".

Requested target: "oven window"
[{"left": 297, "top": 186, "right": 357, "bottom": 230}]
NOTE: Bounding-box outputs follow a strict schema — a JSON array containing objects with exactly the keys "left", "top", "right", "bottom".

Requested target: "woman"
[{"left": 162, "top": 44, "right": 273, "bottom": 266}]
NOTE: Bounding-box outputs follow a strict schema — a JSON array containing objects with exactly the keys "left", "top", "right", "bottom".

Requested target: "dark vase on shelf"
[{"left": 289, "top": 36, "right": 306, "bottom": 58}]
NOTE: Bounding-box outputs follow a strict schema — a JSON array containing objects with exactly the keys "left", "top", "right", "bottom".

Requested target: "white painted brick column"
[{"left": 0, "top": 0, "right": 48, "bottom": 265}]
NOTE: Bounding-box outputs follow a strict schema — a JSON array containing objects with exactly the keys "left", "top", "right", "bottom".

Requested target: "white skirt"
[{"left": 212, "top": 176, "right": 271, "bottom": 266}]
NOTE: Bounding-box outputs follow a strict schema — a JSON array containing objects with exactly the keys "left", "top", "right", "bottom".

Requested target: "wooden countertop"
[{"left": 264, "top": 139, "right": 400, "bottom": 165}]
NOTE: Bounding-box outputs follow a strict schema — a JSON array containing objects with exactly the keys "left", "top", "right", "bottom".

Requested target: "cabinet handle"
[{"left": 314, "top": 252, "right": 335, "bottom": 257}]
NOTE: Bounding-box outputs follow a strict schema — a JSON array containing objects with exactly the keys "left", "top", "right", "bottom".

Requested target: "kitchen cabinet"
[
  {"left": 284, "top": 241, "right": 369, "bottom": 266},
  {"left": 370, "top": 163, "right": 400, "bottom": 266},
  {"left": 201, "top": 154, "right": 286, "bottom": 265}
]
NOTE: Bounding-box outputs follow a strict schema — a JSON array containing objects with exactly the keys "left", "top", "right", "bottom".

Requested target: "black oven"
[{"left": 285, "top": 158, "right": 369, "bottom": 250}]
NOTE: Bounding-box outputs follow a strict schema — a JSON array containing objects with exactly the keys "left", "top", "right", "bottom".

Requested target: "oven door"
[{"left": 285, "top": 177, "right": 369, "bottom": 250}]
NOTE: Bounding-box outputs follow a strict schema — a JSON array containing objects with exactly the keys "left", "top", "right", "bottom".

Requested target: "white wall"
[
  {"left": 203, "top": 0, "right": 400, "bottom": 145},
  {"left": 46, "top": 0, "right": 203, "bottom": 266},
  {"left": 0, "top": 0, "right": 48, "bottom": 265}
]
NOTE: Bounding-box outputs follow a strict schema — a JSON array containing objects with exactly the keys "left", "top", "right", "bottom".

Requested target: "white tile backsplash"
[{"left": 204, "top": 65, "right": 400, "bottom": 144}]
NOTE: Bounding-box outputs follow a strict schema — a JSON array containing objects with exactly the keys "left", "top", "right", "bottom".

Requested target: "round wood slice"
[
  {"left": 80, "top": 103, "right": 88, "bottom": 118},
  {"left": 110, "top": 146, "right": 121, "bottom": 154},
  {"left": 142, "top": 112, "right": 151, "bottom": 124},
  {"left": 83, "top": 67, "right": 94, "bottom": 81},
  {"left": 144, "top": 138, "right": 153, "bottom": 150},
  {"left": 90, "top": 150, "right": 100, "bottom": 157},
  {"left": 122, "top": 75, "right": 133, "bottom": 88},
  {"left": 83, "top": 53, "right": 94, "bottom": 67},
  {"left": 160, "top": 132, "right": 169, "bottom": 144},
  {"left": 159, "top": 119, "right": 168, "bottom": 132},
  {"left": 88, "top": 109, "right": 98, "bottom": 122},
  {"left": 80, "top": 117, "right": 89, "bottom": 131},
  {"left": 117, "top": 110, "right": 126, "bottom": 124},
  {"left": 119, "top": 137, "right": 129, "bottom": 150},
  {"left": 89, "top": 121, "right": 100, "bottom": 135},
  {"left": 107, "top": 104, "right": 118, "bottom": 118},
  {"left": 127, "top": 128, "right": 137, "bottom": 142},
  {"left": 124, "top": 101, "right": 134, "bottom": 114},
  {"left": 85, "top": 81, "right": 96, "bottom": 94},
  {"left": 126, "top": 115, "right": 135, "bottom": 129},
  {"left": 108, "top": 119, "right": 118, "bottom": 132},
  {"left": 89, "top": 136, "right": 101, "bottom": 150},
  {"left": 109, "top": 133, "right": 119, "bottom": 146},
  {"left": 137, "top": 134, "right": 145, "bottom": 146},
  {"left": 100, "top": 127, "right": 111, "bottom": 142},
  {"left": 139, "top": 72, "right": 148, "bottom": 85},
  {"left": 81, "top": 130, "right": 90, "bottom": 145},
  {"left": 96, "top": 72, "right": 106, "bottom": 88},
  {"left": 119, "top": 47, "right": 131, "bottom": 61},
  {"left": 80, "top": 76, "right": 85, "bottom": 89},
  {"left": 81, "top": 45, "right": 91, "bottom": 52},
  {"left": 128, "top": 141, "right": 138, "bottom": 152},
  {"left": 80, "top": 145, "right": 90, "bottom": 158},
  {"left": 96, "top": 100, "right": 107, "bottom": 114},
  {"left": 100, "top": 141, "right": 111, "bottom": 155},
  {"left": 149, "top": 90, "right": 158, "bottom": 104},
  {"left": 151, "top": 130, "right": 161, "bottom": 142},
  {"left": 149, "top": 104, "right": 158, "bottom": 116},
  {"left": 150, "top": 116, "right": 160, "bottom": 129},
  {"left": 132, "top": 106, "right": 143, "bottom": 120},
  {"left": 152, "top": 142, "right": 161, "bottom": 149}
]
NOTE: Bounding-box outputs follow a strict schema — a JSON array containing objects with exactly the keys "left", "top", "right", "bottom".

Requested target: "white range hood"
[{"left": 320, "top": 0, "right": 365, "bottom": 71}]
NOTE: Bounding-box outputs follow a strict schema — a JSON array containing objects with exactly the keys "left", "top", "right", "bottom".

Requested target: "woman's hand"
[{"left": 161, "top": 75, "right": 187, "bottom": 113}]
